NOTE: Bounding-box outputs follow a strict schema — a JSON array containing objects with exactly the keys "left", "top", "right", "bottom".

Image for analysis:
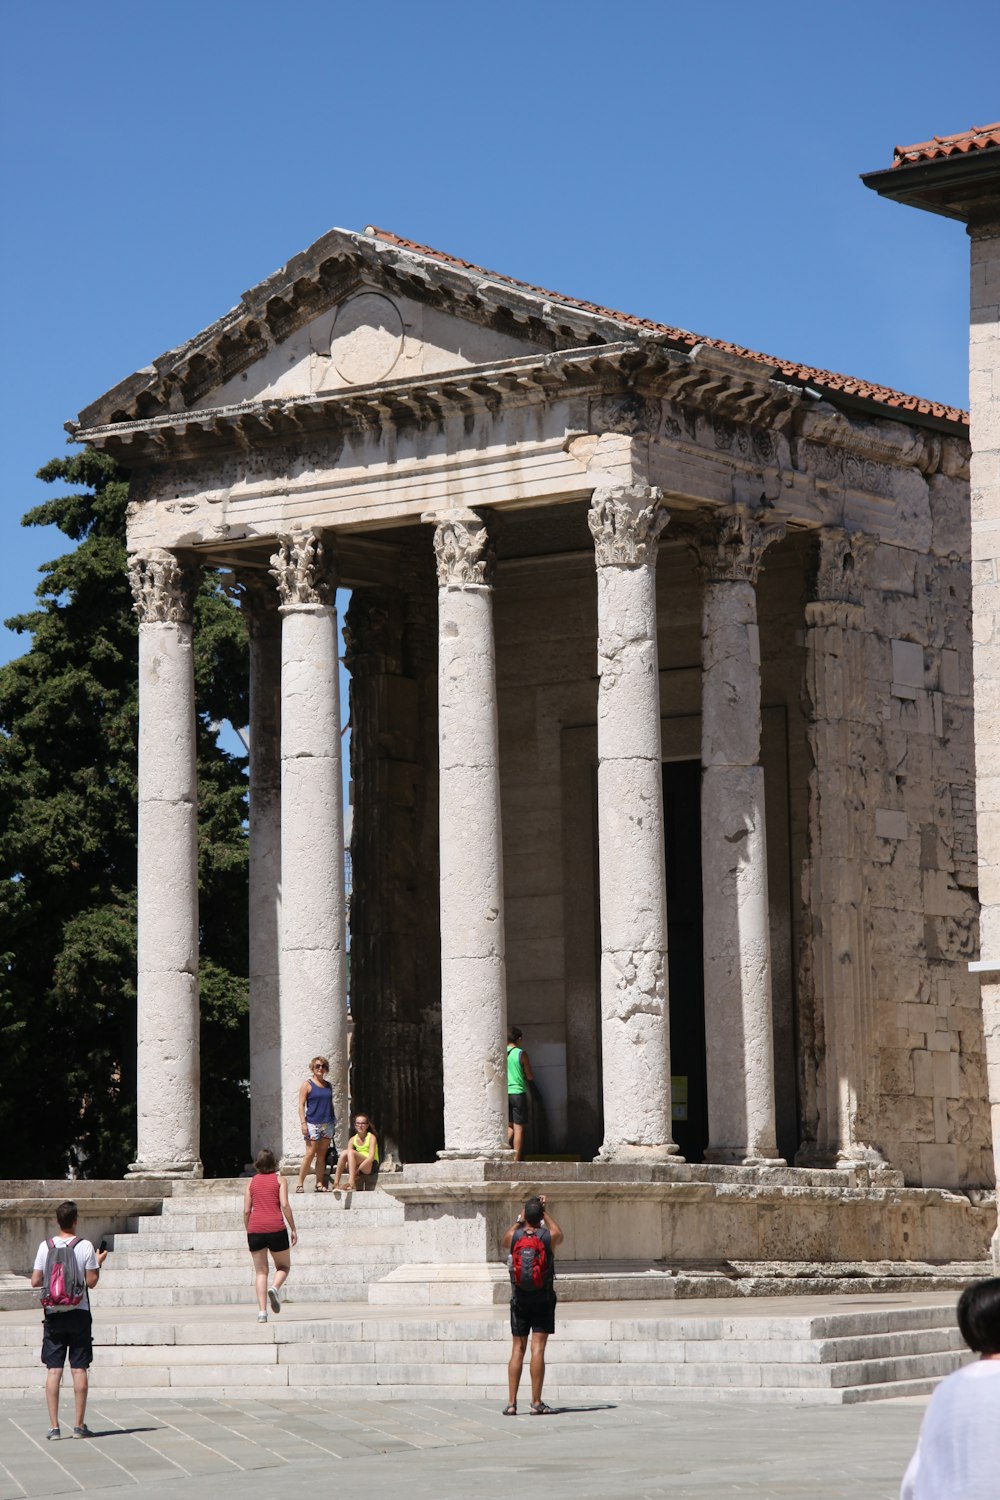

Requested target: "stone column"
[
  {"left": 270, "top": 533, "right": 348, "bottom": 1167},
  {"left": 588, "top": 484, "right": 681, "bottom": 1162},
  {"left": 693, "top": 506, "right": 785, "bottom": 1165},
  {"left": 238, "top": 571, "right": 283, "bottom": 1157},
  {"left": 798, "top": 531, "right": 884, "bottom": 1168},
  {"left": 127, "top": 548, "right": 202, "bottom": 1178},
  {"left": 969, "top": 221, "right": 1000, "bottom": 1267},
  {"left": 429, "top": 512, "right": 509, "bottom": 1159}
]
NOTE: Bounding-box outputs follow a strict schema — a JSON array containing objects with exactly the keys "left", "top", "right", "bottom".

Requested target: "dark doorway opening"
[{"left": 663, "top": 759, "right": 708, "bottom": 1163}]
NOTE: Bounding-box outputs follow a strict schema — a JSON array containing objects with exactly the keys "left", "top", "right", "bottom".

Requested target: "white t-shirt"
[
  {"left": 900, "top": 1359, "right": 1000, "bottom": 1500},
  {"left": 33, "top": 1235, "right": 98, "bottom": 1313}
]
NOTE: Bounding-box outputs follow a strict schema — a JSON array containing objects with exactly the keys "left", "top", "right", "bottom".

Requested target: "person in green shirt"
[{"left": 507, "top": 1026, "right": 534, "bottom": 1161}]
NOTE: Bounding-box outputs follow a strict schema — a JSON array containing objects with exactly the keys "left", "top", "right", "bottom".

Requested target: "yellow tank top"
[{"left": 351, "top": 1131, "right": 379, "bottom": 1163}]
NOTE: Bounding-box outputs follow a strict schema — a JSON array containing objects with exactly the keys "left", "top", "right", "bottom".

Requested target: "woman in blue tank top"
[{"left": 296, "top": 1056, "right": 335, "bottom": 1192}]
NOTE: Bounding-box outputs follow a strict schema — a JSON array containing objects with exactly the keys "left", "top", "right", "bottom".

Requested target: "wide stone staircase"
[
  {"left": 94, "top": 1180, "right": 408, "bottom": 1308},
  {"left": 0, "top": 1180, "right": 979, "bottom": 1404},
  {"left": 0, "top": 1295, "right": 971, "bottom": 1405}
]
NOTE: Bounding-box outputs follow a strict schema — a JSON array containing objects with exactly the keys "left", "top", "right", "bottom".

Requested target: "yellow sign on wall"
[{"left": 671, "top": 1076, "right": 688, "bottom": 1122}]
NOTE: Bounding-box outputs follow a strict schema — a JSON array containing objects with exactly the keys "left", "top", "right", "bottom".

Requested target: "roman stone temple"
[{"left": 69, "top": 225, "right": 997, "bottom": 1278}]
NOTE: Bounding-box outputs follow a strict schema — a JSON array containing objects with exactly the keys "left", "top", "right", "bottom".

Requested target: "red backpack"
[
  {"left": 508, "top": 1226, "right": 551, "bottom": 1294},
  {"left": 40, "top": 1237, "right": 85, "bottom": 1310}
]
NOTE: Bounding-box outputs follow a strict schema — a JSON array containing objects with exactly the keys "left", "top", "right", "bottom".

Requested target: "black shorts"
[
  {"left": 510, "top": 1291, "right": 556, "bottom": 1337},
  {"left": 247, "top": 1230, "right": 290, "bottom": 1253},
  {"left": 41, "top": 1310, "right": 93, "bottom": 1370},
  {"left": 508, "top": 1093, "right": 528, "bottom": 1126}
]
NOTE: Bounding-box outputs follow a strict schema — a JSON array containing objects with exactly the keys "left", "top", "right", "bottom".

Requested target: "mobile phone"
[{"left": 99, "top": 1239, "right": 108, "bottom": 1253}]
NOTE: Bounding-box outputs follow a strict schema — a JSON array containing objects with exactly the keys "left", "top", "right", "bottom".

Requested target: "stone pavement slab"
[{"left": 0, "top": 1393, "right": 925, "bottom": 1498}]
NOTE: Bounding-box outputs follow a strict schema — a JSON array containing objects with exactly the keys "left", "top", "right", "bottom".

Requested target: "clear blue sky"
[{"left": 1, "top": 1, "right": 996, "bottom": 666}]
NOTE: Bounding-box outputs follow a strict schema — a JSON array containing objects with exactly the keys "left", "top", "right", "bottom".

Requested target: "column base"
[
  {"left": 126, "top": 1159, "right": 203, "bottom": 1179},
  {"left": 595, "top": 1142, "right": 685, "bottom": 1165},
  {"left": 436, "top": 1148, "right": 515, "bottom": 1162},
  {"left": 704, "top": 1148, "right": 785, "bottom": 1168}
]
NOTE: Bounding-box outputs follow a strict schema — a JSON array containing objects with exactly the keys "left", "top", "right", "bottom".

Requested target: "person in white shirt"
[
  {"left": 30, "top": 1200, "right": 107, "bottom": 1441},
  {"left": 900, "top": 1277, "right": 1000, "bottom": 1500}
]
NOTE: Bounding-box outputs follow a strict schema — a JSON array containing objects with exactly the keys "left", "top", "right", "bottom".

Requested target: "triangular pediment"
[
  {"left": 188, "top": 281, "right": 546, "bottom": 410},
  {"left": 73, "top": 226, "right": 630, "bottom": 433}
]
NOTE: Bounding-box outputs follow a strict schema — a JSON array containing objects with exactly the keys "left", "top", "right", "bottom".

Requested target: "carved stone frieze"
[
  {"left": 589, "top": 392, "right": 662, "bottom": 437},
  {"left": 269, "top": 531, "right": 337, "bottom": 607},
  {"left": 588, "top": 485, "right": 668, "bottom": 567},
  {"left": 128, "top": 548, "right": 198, "bottom": 625},
  {"left": 431, "top": 515, "right": 495, "bottom": 590},
  {"left": 687, "top": 506, "right": 786, "bottom": 584}
]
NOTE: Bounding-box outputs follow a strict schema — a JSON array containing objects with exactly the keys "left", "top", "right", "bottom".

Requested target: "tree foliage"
[{"left": 0, "top": 450, "right": 250, "bottom": 1177}]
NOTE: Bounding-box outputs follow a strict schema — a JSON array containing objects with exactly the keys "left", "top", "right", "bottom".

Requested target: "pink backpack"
[{"left": 40, "top": 1237, "right": 85, "bottom": 1310}]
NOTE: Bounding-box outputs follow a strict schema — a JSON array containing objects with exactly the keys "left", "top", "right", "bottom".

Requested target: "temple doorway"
[{"left": 663, "top": 758, "right": 709, "bottom": 1163}]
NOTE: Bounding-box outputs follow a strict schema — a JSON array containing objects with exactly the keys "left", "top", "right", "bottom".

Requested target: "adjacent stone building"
[
  {"left": 864, "top": 121, "right": 1000, "bottom": 1257},
  {"left": 71, "top": 225, "right": 993, "bottom": 1201}
]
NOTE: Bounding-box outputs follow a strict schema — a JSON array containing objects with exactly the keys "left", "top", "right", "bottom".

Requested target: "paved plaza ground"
[{"left": 0, "top": 1391, "right": 924, "bottom": 1499}]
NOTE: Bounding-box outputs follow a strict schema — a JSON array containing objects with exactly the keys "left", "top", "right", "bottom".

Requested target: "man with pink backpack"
[{"left": 30, "top": 1200, "right": 107, "bottom": 1440}]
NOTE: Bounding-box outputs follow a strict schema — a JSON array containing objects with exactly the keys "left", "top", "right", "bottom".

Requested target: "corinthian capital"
[
  {"left": 689, "top": 506, "right": 785, "bottom": 584},
  {"left": 269, "top": 531, "right": 336, "bottom": 608},
  {"left": 588, "top": 485, "right": 668, "bottom": 567},
  {"left": 128, "top": 549, "right": 198, "bottom": 624},
  {"left": 430, "top": 513, "right": 495, "bottom": 590}
]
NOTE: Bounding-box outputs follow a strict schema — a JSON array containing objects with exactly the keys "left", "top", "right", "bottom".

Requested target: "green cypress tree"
[{"left": 0, "top": 450, "right": 250, "bottom": 1177}]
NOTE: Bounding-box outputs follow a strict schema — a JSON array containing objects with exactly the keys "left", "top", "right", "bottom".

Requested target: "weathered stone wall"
[{"left": 863, "top": 527, "right": 987, "bottom": 1187}]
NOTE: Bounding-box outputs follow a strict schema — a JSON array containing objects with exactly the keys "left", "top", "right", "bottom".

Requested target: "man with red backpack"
[
  {"left": 30, "top": 1200, "right": 107, "bottom": 1440},
  {"left": 501, "top": 1193, "right": 564, "bottom": 1415}
]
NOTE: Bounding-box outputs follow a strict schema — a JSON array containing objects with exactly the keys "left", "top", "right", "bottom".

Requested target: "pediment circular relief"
[{"left": 330, "top": 292, "right": 404, "bottom": 385}]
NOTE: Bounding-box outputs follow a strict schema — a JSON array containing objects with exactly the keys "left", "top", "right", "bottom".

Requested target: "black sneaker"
[
  {"left": 73, "top": 1425, "right": 94, "bottom": 1439},
  {"left": 46, "top": 1427, "right": 60, "bottom": 1441}
]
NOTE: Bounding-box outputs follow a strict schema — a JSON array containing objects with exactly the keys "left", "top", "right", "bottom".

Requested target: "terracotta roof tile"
[
  {"left": 364, "top": 227, "right": 968, "bottom": 429},
  {"left": 892, "top": 122, "right": 1000, "bottom": 167}
]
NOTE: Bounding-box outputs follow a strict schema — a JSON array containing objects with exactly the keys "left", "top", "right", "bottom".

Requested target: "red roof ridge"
[
  {"left": 363, "top": 227, "right": 968, "bottom": 429},
  {"left": 892, "top": 122, "right": 1000, "bottom": 167}
]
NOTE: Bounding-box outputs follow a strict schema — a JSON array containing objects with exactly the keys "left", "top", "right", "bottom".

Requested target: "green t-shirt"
[{"left": 507, "top": 1044, "right": 527, "bottom": 1095}]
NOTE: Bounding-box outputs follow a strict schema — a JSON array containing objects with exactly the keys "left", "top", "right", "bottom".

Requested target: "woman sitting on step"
[
  {"left": 243, "top": 1149, "right": 297, "bottom": 1323},
  {"left": 330, "top": 1113, "right": 379, "bottom": 1194}
]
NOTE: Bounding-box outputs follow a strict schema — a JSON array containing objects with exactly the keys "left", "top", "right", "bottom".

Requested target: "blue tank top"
[{"left": 304, "top": 1079, "right": 334, "bottom": 1125}]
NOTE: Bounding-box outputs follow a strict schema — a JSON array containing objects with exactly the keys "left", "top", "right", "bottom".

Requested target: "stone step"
[
  {"left": 91, "top": 1262, "right": 398, "bottom": 1289},
  {"left": 127, "top": 1207, "right": 403, "bottom": 1234},
  {"left": 0, "top": 1346, "right": 968, "bottom": 1401},
  {"left": 0, "top": 1298, "right": 967, "bottom": 1405},
  {"left": 109, "top": 1233, "right": 409, "bottom": 1263}
]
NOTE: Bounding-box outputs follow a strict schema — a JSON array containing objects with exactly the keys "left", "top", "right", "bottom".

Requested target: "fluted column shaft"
[
  {"left": 430, "top": 512, "right": 509, "bottom": 1158},
  {"left": 271, "top": 533, "right": 348, "bottom": 1167},
  {"left": 128, "top": 549, "right": 202, "bottom": 1178},
  {"left": 589, "top": 485, "right": 680, "bottom": 1161},
  {"left": 240, "top": 573, "right": 283, "bottom": 1157},
  {"left": 694, "top": 507, "right": 784, "bottom": 1165}
]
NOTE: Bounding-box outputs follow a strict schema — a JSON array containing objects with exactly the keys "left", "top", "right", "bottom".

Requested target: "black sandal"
[
  {"left": 502, "top": 1403, "right": 517, "bottom": 1416},
  {"left": 530, "top": 1401, "right": 553, "bottom": 1415}
]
